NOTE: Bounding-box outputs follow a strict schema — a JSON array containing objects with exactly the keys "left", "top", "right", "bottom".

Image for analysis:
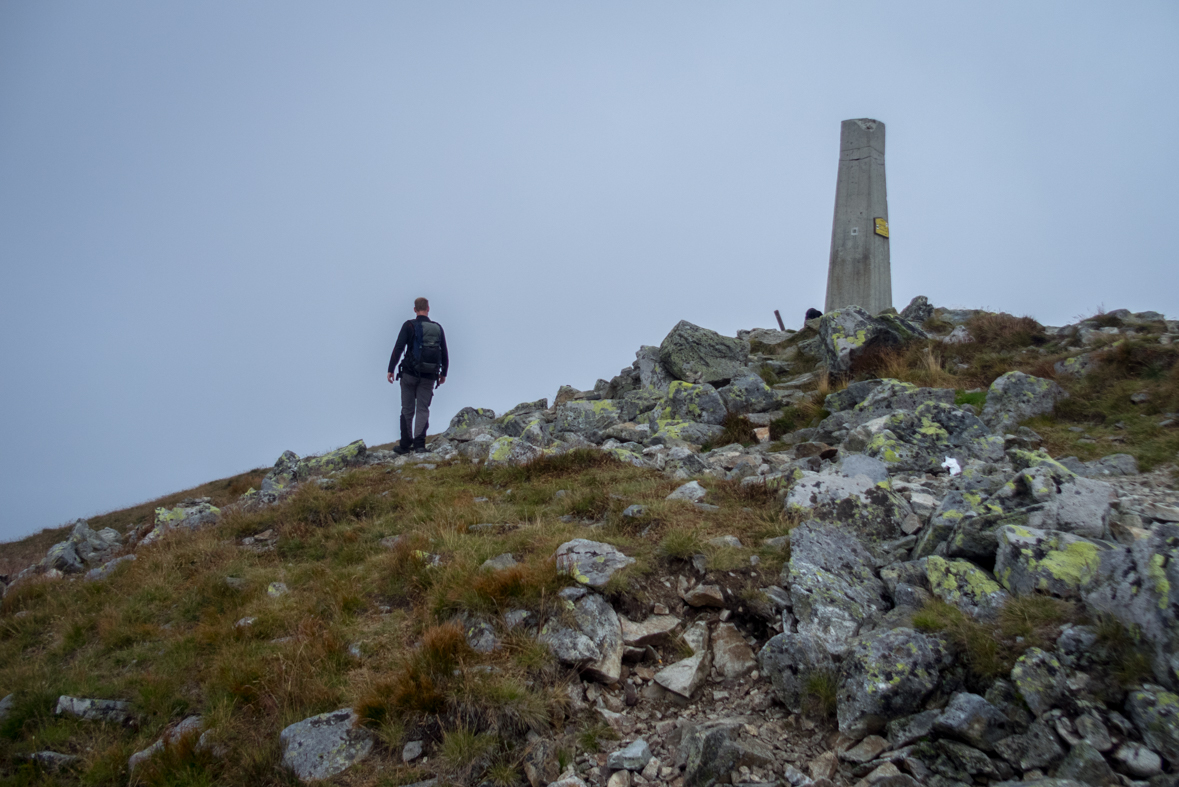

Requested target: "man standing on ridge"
[{"left": 387, "top": 297, "right": 449, "bottom": 454}]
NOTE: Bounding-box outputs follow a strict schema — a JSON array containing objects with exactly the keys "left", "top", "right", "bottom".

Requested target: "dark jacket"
[{"left": 388, "top": 315, "right": 449, "bottom": 379}]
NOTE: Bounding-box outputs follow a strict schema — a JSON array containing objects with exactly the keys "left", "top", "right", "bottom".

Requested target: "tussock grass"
[{"left": 803, "top": 670, "right": 839, "bottom": 719}]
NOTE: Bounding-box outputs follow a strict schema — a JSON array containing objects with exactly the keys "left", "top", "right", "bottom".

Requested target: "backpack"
[{"left": 412, "top": 319, "right": 443, "bottom": 377}]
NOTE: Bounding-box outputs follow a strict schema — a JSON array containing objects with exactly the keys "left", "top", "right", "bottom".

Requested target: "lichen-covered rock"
[
  {"left": 443, "top": 406, "right": 497, "bottom": 437},
  {"left": 925, "top": 557, "right": 1010, "bottom": 621},
  {"left": 852, "top": 401, "right": 1005, "bottom": 473},
  {"left": 485, "top": 435, "right": 544, "bottom": 466},
  {"left": 554, "top": 400, "right": 622, "bottom": 443},
  {"left": 1010, "top": 648, "right": 1065, "bottom": 717},
  {"left": 784, "top": 471, "right": 914, "bottom": 542},
  {"left": 1054, "top": 740, "right": 1117, "bottom": 786},
  {"left": 824, "top": 379, "right": 954, "bottom": 432},
  {"left": 142, "top": 499, "right": 221, "bottom": 545},
  {"left": 300, "top": 439, "right": 367, "bottom": 476},
  {"left": 659, "top": 321, "right": 749, "bottom": 386},
  {"left": 650, "top": 420, "right": 725, "bottom": 447},
  {"left": 817, "top": 308, "right": 927, "bottom": 375},
  {"left": 572, "top": 593, "right": 623, "bottom": 683},
  {"left": 913, "top": 491, "right": 1004, "bottom": 558},
  {"left": 716, "top": 373, "right": 777, "bottom": 415},
  {"left": 261, "top": 449, "right": 300, "bottom": 499},
  {"left": 758, "top": 632, "right": 836, "bottom": 713},
  {"left": 781, "top": 521, "right": 889, "bottom": 655},
  {"left": 1083, "top": 524, "right": 1179, "bottom": 684},
  {"left": 607, "top": 739, "right": 653, "bottom": 772},
  {"left": 995, "top": 525, "right": 1107, "bottom": 598},
  {"left": 554, "top": 539, "right": 635, "bottom": 588},
  {"left": 279, "top": 708, "right": 374, "bottom": 782},
  {"left": 84, "top": 554, "right": 136, "bottom": 582},
  {"left": 901, "top": 295, "right": 934, "bottom": 324},
  {"left": 981, "top": 372, "right": 1067, "bottom": 434},
  {"left": 655, "top": 381, "right": 727, "bottom": 426},
  {"left": 1054, "top": 352, "right": 1098, "bottom": 377},
  {"left": 1126, "top": 685, "right": 1179, "bottom": 764},
  {"left": 837, "top": 627, "right": 948, "bottom": 740},
  {"left": 635, "top": 345, "right": 674, "bottom": 392}
]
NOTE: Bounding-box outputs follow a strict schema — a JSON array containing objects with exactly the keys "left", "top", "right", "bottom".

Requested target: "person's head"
[{"left": 414, "top": 297, "right": 429, "bottom": 316}]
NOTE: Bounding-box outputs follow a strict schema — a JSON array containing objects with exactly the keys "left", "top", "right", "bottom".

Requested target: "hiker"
[{"left": 387, "top": 297, "right": 449, "bottom": 454}]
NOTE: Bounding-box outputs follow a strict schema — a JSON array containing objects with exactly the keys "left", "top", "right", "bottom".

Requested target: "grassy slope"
[{"left": 0, "top": 452, "right": 792, "bottom": 787}]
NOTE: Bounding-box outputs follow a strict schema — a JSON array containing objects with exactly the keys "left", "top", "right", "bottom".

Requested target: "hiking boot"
[
  {"left": 413, "top": 446, "right": 430, "bottom": 454},
  {"left": 392, "top": 444, "right": 411, "bottom": 456}
]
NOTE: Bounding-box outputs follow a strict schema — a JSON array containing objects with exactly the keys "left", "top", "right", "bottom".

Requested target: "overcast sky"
[{"left": 1, "top": 2, "right": 1176, "bottom": 543}]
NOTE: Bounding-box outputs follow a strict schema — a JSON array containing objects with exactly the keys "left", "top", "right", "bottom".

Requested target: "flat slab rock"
[
  {"left": 554, "top": 539, "right": 635, "bottom": 588},
  {"left": 279, "top": 708, "right": 374, "bottom": 782}
]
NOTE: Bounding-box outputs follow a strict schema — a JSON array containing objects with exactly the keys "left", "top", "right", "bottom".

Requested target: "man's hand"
[
  {"left": 387, "top": 373, "right": 395, "bottom": 384},
  {"left": 438, "top": 376, "right": 446, "bottom": 385}
]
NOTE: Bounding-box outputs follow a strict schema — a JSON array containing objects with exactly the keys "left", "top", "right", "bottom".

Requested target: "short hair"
[{"left": 414, "top": 297, "right": 429, "bottom": 312}]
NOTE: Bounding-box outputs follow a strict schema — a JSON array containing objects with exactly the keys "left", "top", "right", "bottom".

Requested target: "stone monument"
[{"left": 824, "top": 118, "right": 892, "bottom": 315}]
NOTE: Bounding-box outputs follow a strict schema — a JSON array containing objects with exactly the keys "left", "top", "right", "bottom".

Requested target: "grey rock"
[
  {"left": 1126, "top": 685, "right": 1179, "bottom": 764},
  {"left": 84, "top": 554, "right": 136, "bottom": 582},
  {"left": 817, "top": 307, "right": 927, "bottom": 374},
  {"left": 554, "top": 539, "right": 635, "bottom": 588},
  {"left": 711, "top": 623, "right": 756, "bottom": 679},
  {"left": 1054, "top": 741, "right": 1118, "bottom": 786},
  {"left": 1010, "top": 648, "right": 1066, "bottom": 718},
  {"left": 839, "top": 454, "right": 891, "bottom": 484},
  {"left": 659, "top": 321, "right": 750, "bottom": 386},
  {"left": 840, "top": 734, "right": 888, "bottom": 764},
  {"left": 621, "top": 505, "right": 647, "bottom": 518},
  {"left": 0, "top": 693, "right": 13, "bottom": 723},
  {"left": 925, "top": 556, "right": 1010, "bottom": 621},
  {"left": 781, "top": 521, "right": 889, "bottom": 655},
  {"left": 981, "top": 372, "right": 1067, "bottom": 434},
  {"left": 43, "top": 519, "right": 122, "bottom": 573},
  {"left": 706, "top": 535, "right": 742, "bottom": 548},
  {"left": 402, "top": 740, "right": 424, "bottom": 762},
  {"left": 481, "top": 553, "right": 518, "bottom": 571},
  {"left": 658, "top": 382, "right": 727, "bottom": 426},
  {"left": 444, "top": 407, "right": 497, "bottom": 437},
  {"left": 1080, "top": 453, "right": 1139, "bottom": 477},
  {"left": 636, "top": 345, "right": 674, "bottom": 392},
  {"left": 129, "top": 715, "right": 204, "bottom": 771},
  {"left": 994, "top": 525, "right": 1107, "bottom": 599},
  {"left": 460, "top": 616, "right": 500, "bottom": 653},
  {"left": 679, "top": 718, "right": 774, "bottom": 787},
  {"left": 887, "top": 710, "right": 939, "bottom": 748},
  {"left": 901, "top": 295, "right": 934, "bottom": 324},
  {"left": 607, "top": 739, "right": 653, "bottom": 772},
  {"left": 1074, "top": 712, "right": 1112, "bottom": 752},
  {"left": 279, "top": 708, "right": 374, "bottom": 782},
  {"left": 574, "top": 593, "right": 623, "bottom": 683},
  {"left": 142, "top": 499, "right": 222, "bottom": 544},
  {"left": 554, "top": 400, "right": 623, "bottom": 442},
  {"left": 655, "top": 622, "right": 710, "bottom": 699},
  {"left": 55, "top": 695, "right": 134, "bottom": 725},
  {"left": 681, "top": 583, "right": 725, "bottom": 608},
  {"left": 759, "top": 632, "right": 836, "bottom": 714},
  {"left": 619, "top": 614, "right": 679, "bottom": 646},
  {"left": 668, "top": 481, "right": 708, "bottom": 503},
  {"left": 837, "top": 628, "right": 947, "bottom": 740},
  {"left": 933, "top": 692, "right": 1012, "bottom": 751},
  {"left": 786, "top": 470, "right": 914, "bottom": 542},
  {"left": 717, "top": 373, "right": 778, "bottom": 415},
  {"left": 18, "top": 751, "right": 80, "bottom": 772},
  {"left": 992, "top": 719, "right": 1065, "bottom": 771},
  {"left": 846, "top": 401, "right": 1005, "bottom": 474},
  {"left": 930, "top": 739, "right": 999, "bottom": 779},
  {"left": 1112, "top": 742, "right": 1162, "bottom": 778}
]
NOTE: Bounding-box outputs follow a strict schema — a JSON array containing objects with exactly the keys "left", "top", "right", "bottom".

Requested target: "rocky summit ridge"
[{"left": 2, "top": 297, "right": 1179, "bottom": 787}]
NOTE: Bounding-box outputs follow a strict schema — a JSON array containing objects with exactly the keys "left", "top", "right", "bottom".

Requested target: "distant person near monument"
[
  {"left": 387, "top": 297, "right": 449, "bottom": 454},
  {"left": 824, "top": 118, "right": 892, "bottom": 315}
]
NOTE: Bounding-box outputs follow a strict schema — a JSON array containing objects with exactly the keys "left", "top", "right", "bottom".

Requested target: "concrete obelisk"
[{"left": 824, "top": 118, "right": 892, "bottom": 315}]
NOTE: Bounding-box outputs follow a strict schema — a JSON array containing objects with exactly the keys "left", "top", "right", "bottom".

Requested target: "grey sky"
[{"left": 1, "top": 2, "right": 1176, "bottom": 542}]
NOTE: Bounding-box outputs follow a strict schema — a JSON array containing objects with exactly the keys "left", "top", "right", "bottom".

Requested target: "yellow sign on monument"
[{"left": 874, "top": 218, "right": 889, "bottom": 238}]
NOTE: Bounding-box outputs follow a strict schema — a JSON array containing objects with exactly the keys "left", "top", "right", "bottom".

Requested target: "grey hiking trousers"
[{"left": 399, "top": 373, "right": 435, "bottom": 446}]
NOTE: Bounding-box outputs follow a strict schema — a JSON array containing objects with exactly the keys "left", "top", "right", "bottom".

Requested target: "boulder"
[
  {"left": 817, "top": 307, "right": 927, "bottom": 374},
  {"left": 716, "top": 373, "right": 777, "bottom": 415},
  {"left": 784, "top": 471, "right": 914, "bottom": 542},
  {"left": 635, "top": 345, "right": 674, "bottom": 392},
  {"left": 837, "top": 628, "right": 948, "bottom": 740},
  {"left": 656, "top": 381, "right": 727, "bottom": 426},
  {"left": 554, "top": 540, "right": 635, "bottom": 588},
  {"left": 992, "top": 718, "right": 1065, "bottom": 771},
  {"left": 143, "top": 499, "right": 221, "bottom": 544},
  {"left": 925, "top": 556, "right": 1010, "bottom": 621},
  {"left": 84, "top": 554, "right": 136, "bottom": 582},
  {"left": 620, "top": 614, "right": 679, "bottom": 647},
  {"left": 667, "top": 481, "right": 707, "bottom": 503},
  {"left": 887, "top": 709, "right": 939, "bottom": 748},
  {"left": 900, "top": 295, "right": 934, "bottom": 324},
  {"left": 43, "top": 520, "right": 121, "bottom": 573},
  {"left": 128, "top": 715, "right": 204, "bottom": 771},
  {"left": 783, "top": 521, "right": 889, "bottom": 655},
  {"left": 554, "top": 401, "right": 623, "bottom": 443},
  {"left": 1126, "top": 685, "right": 1179, "bottom": 764},
  {"left": 981, "top": 372, "right": 1067, "bottom": 433},
  {"left": 659, "top": 321, "right": 750, "bottom": 386},
  {"left": 1010, "top": 648, "right": 1065, "bottom": 717},
  {"left": 300, "top": 439, "right": 367, "bottom": 476},
  {"left": 574, "top": 594, "right": 623, "bottom": 683},
  {"left": 848, "top": 402, "right": 1005, "bottom": 473},
  {"left": 679, "top": 718, "right": 774, "bottom": 787},
  {"left": 443, "top": 407, "right": 497, "bottom": 437},
  {"left": 932, "top": 692, "right": 1012, "bottom": 751},
  {"left": 261, "top": 450, "right": 300, "bottom": 499},
  {"left": 758, "top": 632, "right": 836, "bottom": 713},
  {"left": 1112, "top": 742, "right": 1162, "bottom": 778},
  {"left": 485, "top": 435, "right": 545, "bottom": 466},
  {"left": 279, "top": 708, "right": 374, "bottom": 783},
  {"left": 995, "top": 526, "right": 1107, "bottom": 599},
  {"left": 1054, "top": 741, "right": 1117, "bottom": 786}
]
